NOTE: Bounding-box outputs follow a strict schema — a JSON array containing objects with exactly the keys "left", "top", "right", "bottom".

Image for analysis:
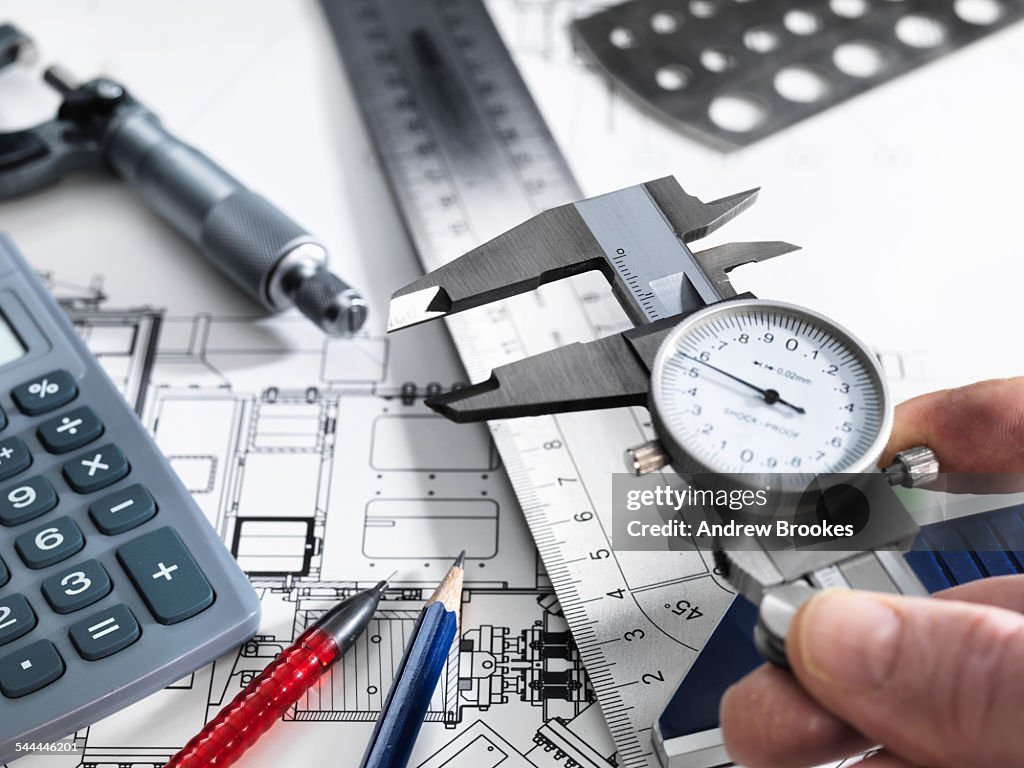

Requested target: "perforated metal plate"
[{"left": 573, "top": 0, "right": 1024, "bottom": 150}]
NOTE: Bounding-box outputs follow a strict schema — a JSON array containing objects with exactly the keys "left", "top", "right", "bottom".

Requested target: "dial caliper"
[{"left": 389, "top": 177, "right": 942, "bottom": 767}]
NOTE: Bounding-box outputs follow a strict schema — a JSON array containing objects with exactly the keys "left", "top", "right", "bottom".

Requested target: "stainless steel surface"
[
  {"left": 755, "top": 582, "right": 817, "bottom": 666},
  {"left": 407, "top": 179, "right": 794, "bottom": 424},
  {"left": 653, "top": 721, "right": 731, "bottom": 768},
  {"left": 265, "top": 242, "right": 327, "bottom": 311},
  {"left": 389, "top": 178, "right": 783, "bottom": 331},
  {"left": 572, "top": 0, "right": 1024, "bottom": 151}
]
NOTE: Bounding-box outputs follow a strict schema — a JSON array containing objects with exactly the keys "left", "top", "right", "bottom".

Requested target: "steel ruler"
[{"left": 324, "top": 2, "right": 738, "bottom": 765}]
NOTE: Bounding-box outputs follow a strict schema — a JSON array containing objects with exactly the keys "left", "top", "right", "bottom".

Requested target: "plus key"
[{"left": 117, "top": 527, "right": 214, "bottom": 624}]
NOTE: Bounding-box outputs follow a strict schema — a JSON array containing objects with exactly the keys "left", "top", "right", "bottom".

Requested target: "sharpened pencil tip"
[{"left": 453, "top": 551, "right": 466, "bottom": 568}]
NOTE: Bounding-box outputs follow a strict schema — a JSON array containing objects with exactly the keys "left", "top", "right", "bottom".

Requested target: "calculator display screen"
[{"left": 0, "top": 312, "right": 25, "bottom": 367}]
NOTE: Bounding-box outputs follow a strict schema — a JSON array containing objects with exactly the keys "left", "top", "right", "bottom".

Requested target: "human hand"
[{"left": 721, "top": 377, "right": 1024, "bottom": 768}]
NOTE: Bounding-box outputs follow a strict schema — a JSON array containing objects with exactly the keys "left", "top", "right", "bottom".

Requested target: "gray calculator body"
[{"left": 0, "top": 234, "right": 260, "bottom": 762}]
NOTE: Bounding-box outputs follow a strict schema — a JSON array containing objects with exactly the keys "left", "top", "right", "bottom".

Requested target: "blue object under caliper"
[{"left": 656, "top": 503, "right": 1024, "bottom": 768}]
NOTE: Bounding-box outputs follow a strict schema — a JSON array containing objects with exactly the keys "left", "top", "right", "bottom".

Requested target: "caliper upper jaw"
[
  {"left": 387, "top": 203, "right": 606, "bottom": 332},
  {"left": 388, "top": 176, "right": 798, "bottom": 331}
]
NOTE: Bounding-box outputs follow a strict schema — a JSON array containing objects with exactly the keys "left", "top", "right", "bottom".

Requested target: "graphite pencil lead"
[
  {"left": 426, "top": 557, "right": 466, "bottom": 620},
  {"left": 453, "top": 551, "right": 466, "bottom": 569}
]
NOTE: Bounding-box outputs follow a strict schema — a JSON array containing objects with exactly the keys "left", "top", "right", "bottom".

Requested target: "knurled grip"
[
  {"left": 105, "top": 109, "right": 321, "bottom": 311},
  {"left": 164, "top": 627, "right": 338, "bottom": 768},
  {"left": 201, "top": 190, "right": 316, "bottom": 309}
]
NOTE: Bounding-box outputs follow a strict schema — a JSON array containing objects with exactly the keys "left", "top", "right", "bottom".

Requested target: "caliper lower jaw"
[{"left": 387, "top": 176, "right": 799, "bottom": 423}]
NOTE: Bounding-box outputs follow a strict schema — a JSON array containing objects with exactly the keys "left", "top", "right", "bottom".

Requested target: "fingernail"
[{"left": 797, "top": 590, "right": 903, "bottom": 692}]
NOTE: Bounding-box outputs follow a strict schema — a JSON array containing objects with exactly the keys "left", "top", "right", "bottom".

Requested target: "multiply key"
[
  {"left": 62, "top": 443, "right": 129, "bottom": 494},
  {"left": 117, "top": 527, "right": 214, "bottom": 625}
]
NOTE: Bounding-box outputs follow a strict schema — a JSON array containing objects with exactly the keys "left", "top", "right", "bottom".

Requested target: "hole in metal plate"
[
  {"left": 895, "top": 13, "right": 949, "bottom": 47},
  {"left": 610, "top": 26, "right": 641, "bottom": 49},
  {"left": 651, "top": 10, "right": 684, "bottom": 33},
  {"left": 830, "top": 0, "right": 869, "bottom": 18},
  {"left": 954, "top": 0, "right": 1004, "bottom": 24},
  {"left": 709, "top": 93, "right": 770, "bottom": 132},
  {"left": 701, "top": 46, "right": 738, "bottom": 72},
  {"left": 690, "top": 0, "right": 720, "bottom": 18},
  {"left": 784, "top": 9, "right": 823, "bottom": 35},
  {"left": 744, "top": 25, "right": 782, "bottom": 53},
  {"left": 656, "top": 64, "right": 694, "bottom": 90},
  {"left": 774, "top": 65, "right": 832, "bottom": 102},
  {"left": 833, "top": 40, "right": 890, "bottom": 78}
]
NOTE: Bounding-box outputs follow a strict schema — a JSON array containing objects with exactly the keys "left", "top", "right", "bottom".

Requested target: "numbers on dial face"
[{"left": 654, "top": 303, "right": 886, "bottom": 481}]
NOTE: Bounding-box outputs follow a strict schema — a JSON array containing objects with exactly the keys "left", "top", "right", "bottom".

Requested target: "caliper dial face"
[{"left": 650, "top": 298, "right": 892, "bottom": 489}]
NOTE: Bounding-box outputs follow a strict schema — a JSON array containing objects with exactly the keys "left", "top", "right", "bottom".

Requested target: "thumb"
[{"left": 788, "top": 589, "right": 1024, "bottom": 768}]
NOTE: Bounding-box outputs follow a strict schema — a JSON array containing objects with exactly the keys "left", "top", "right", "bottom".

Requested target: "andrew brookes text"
[{"left": 625, "top": 518, "right": 856, "bottom": 539}]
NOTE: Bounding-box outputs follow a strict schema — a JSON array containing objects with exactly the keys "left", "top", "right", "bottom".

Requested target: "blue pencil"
[{"left": 360, "top": 553, "right": 465, "bottom": 768}]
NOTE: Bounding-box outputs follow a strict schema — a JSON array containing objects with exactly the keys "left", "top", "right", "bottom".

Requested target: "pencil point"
[
  {"left": 384, "top": 570, "right": 398, "bottom": 586},
  {"left": 453, "top": 551, "right": 466, "bottom": 568}
]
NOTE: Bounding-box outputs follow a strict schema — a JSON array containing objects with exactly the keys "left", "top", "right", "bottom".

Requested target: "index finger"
[{"left": 880, "top": 377, "right": 1024, "bottom": 473}]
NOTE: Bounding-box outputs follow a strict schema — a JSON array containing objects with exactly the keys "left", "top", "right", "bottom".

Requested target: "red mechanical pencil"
[{"left": 163, "top": 577, "right": 391, "bottom": 768}]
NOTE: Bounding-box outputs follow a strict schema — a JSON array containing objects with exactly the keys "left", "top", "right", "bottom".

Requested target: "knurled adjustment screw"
[
  {"left": 883, "top": 445, "right": 940, "bottom": 488},
  {"left": 626, "top": 440, "right": 669, "bottom": 476}
]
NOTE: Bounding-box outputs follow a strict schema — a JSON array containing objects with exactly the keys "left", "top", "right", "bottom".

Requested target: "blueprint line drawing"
[{"left": 7, "top": 274, "right": 617, "bottom": 768}]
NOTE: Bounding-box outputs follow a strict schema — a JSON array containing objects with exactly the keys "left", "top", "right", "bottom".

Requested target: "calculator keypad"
[
  {"left": 0, "top": 640, "right": 65, "bottom": 698},
  {"left": 0, "top": 476, "right": 58, "bottom": 527},
  {"left": 0, "top": 557, "right": 7, "bottom": 589},
  {"left": 117, "top": 528, "right": 215, "bottom": 625},
  {"left": 62, "top": 444, "right": 129, "bottom": 494},
  {"left": 89, "top": 484, "right": 157, "bottom": 535},
  {"left": 37, "top": 406, "right": 104, "bottom": 454},
  {"left": 0, "top": 437, "right": 31, "bottom": 482},
  {"left": 41, "top": 560, "right": 112, "bottom": 615},
  {"left": 11, "top": 370, "right": 78, "bottom": 416},
  {"left": 15, "top": 517, "right": 85, "bottom": 570},
  {"left": 0, "top": 594, "right": 37, "bottom": 647},
  {"left": 69, "top": 604, "right": 141, "bottom": 661}
]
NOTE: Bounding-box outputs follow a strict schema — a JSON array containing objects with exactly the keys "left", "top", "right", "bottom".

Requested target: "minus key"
[{"left": 89, "top": 484, "right": 157, "bottom": 535}]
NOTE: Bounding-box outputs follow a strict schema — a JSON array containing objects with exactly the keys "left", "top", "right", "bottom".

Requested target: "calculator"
[{"left": 0, "top": 234, "right": 260, "bottom": 762}]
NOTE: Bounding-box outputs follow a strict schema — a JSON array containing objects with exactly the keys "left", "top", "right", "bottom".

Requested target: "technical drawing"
[{"left": 4, "top": 276, "right": 617, "bottom": 768}]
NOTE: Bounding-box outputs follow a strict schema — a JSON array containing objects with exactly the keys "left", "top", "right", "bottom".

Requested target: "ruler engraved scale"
[{"left": 324, "top": 2, "right": 747, "bottom": 765}]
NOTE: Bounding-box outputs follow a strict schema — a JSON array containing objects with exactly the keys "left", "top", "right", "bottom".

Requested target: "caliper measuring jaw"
[
  {"left": 388, "top": 176, "right": 947, "bottom": 768},
  {"left": 388, "top": 176, "right": 798, "bottom": 422}
]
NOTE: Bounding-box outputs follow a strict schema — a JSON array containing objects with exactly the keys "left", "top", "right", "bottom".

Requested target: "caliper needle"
[{"left": 680, "top": 353, "right": 806, "bottom": 414}]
